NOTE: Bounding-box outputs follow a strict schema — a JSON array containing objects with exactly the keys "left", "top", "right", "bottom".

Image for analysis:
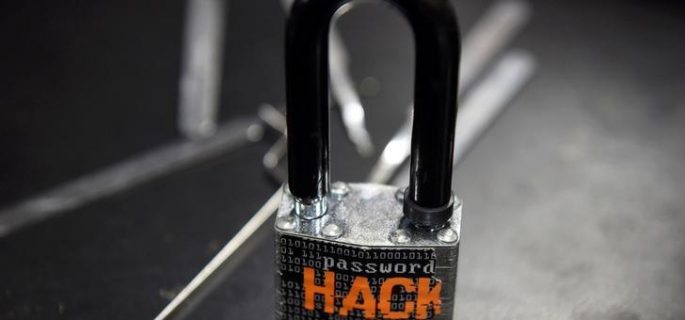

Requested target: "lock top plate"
[{"left": 275, "top": 183, "right": 462, "bottom": 248}]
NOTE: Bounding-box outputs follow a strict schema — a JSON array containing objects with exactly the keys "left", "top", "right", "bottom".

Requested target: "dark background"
[{"left": 1, "top": 0, "right": 684, "bottom": 319}]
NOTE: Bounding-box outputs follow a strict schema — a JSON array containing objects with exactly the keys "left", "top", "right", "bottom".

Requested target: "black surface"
[
  {"left": 1, "top": 0, "right": 685, "bottom": 319},
  {"left": 0, "top": 0, "right": 185, "bottom": 207}
]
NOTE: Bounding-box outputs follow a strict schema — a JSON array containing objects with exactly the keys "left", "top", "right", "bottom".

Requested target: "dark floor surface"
[{"left": 1, "top": 0, "right": 684, "bottom": 319}]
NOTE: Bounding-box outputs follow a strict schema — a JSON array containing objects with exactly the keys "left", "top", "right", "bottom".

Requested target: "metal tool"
[
  {"left": 178, "top": 0, "right": 226, "bottom": 139},
  {"left": 154, "top": 189, "right": 281, "bottom": 320},
  {"left": 276, "top": 1, "right": 462, "bottom": 319},
  {"left": 328, "top": 29, "right": 375, "bottom": 156},
  {"left": 258, "top": 104, "right": 289, "bottom": 183}
]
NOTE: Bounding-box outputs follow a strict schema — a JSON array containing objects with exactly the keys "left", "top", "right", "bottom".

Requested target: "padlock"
[{"left": 275, "top": 0, "right": 461, "bottom": 319}]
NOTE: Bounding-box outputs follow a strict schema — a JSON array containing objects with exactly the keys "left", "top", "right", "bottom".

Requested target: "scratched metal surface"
[
  {"left": 1, "top": 0, "right": 685, "bottom": 319},
  {"left": 274, "top": 184, "right": 460, "bottom": 320}
]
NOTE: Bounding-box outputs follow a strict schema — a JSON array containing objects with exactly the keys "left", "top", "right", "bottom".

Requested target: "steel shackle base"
[{"left": 275, "top": 183, "right": 461, "bottom": 320}]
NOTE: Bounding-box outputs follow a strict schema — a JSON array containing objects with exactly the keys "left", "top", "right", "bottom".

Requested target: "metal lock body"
[
  {"left": 277, "top": 0, "right": 461, "bottom": 319},
  {"left": 276, "top": 184, "right": 461, "bottom": 319}
]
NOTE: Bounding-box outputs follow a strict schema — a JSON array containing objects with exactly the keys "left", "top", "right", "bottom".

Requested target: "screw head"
[
  {"left": 389, "top": 229, "right": 411, "bottom": 244},
  {"left": 331, "top": 182, "right": 350, "bottom": 199},
  {"left": 276, "top": 216, "right": 296, "bottom": 231},
  {"left": 437, "top": 228, "right": 459, "bottom": 243},
  {"left": 322, "top": 223, "right": 343, "bottom": 239}
]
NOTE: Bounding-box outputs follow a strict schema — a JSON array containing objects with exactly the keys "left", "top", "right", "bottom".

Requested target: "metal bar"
[
  {"left": 459, "top": 0, "right": 531, "bottom": 90},
  {"left": 178, "top": 0, "right": 227, "bottom": 139},
  {"left": 154, "top": 189, "right": 282, "bottom": 320},
  {"left": 0, "top": 118, "right": 261, "bottom": 237},
  {"left": 452, "top": 51, "right": 536, "bottom": 167}
]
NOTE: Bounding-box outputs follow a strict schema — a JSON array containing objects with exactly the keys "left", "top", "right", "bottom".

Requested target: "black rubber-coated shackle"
[{"left": 286, "top": 0, "right": 461, "bottom": 228}]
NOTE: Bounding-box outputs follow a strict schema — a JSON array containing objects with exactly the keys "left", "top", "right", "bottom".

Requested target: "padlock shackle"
[{"left": 286, "top": 0, "right": 460, "bottom": 227}]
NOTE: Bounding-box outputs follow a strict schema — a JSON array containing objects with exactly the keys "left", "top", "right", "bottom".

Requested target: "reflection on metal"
[
  {"left": 329, "top": 29, "right": 375, "bottom": 156},
  {"left": 395, "top": 50, "right": 536, "bottom": 186},
  {"left": 154, "top": 189, "right": 282, "bottom": 320},
  {"left": 367, "top": 0, "right": 532, "bottom": 183},
  {"left": 178, "top": 0, "right": 226, "bottom": 139},
  {"left": 0, "top": 118, "right": 260, "bottom": 238}
]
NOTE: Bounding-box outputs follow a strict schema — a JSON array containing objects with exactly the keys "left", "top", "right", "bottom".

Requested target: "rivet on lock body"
[{"left": 275, "top": 0, "right": 461, "bottom": 319}]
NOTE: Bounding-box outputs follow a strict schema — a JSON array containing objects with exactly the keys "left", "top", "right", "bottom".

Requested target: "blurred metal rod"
[
  {"left": 452, "top": 51, "right": 536, "bottom": 167},
  {"left": 367, "top": 0, "right": 531, "bottom": 183},
  {"left": 257, "top": 103, "right": 287, "bottom": 134},
  {"left": 329, "top": 29, "right": 375, "bottom": 156},
  {"left": 367, "top": 115, "right": 412, "bottom": 183},
  {"left": 282, "top": 0, "right": 375, "bottom": 156},
  {"left": 258, "top": 104, "right": 289, "bottom": 182},
  {"left": 460, "top": 0, "right": 531, "bottom": 90},
  {"left": 0, "top": 118, "right": 261, "bottom": 238},
  {"left": 394, "top": 50, "right": 536, "bottom": 186},
  {"left": 262, "top": 136, "right": 287, "bottom": 182},
  {"left": 178, "top": 0, "right": 226, "bottom": 139},
  {"left": 154, "top": 189, "right": 282, "bottom": 320}
]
